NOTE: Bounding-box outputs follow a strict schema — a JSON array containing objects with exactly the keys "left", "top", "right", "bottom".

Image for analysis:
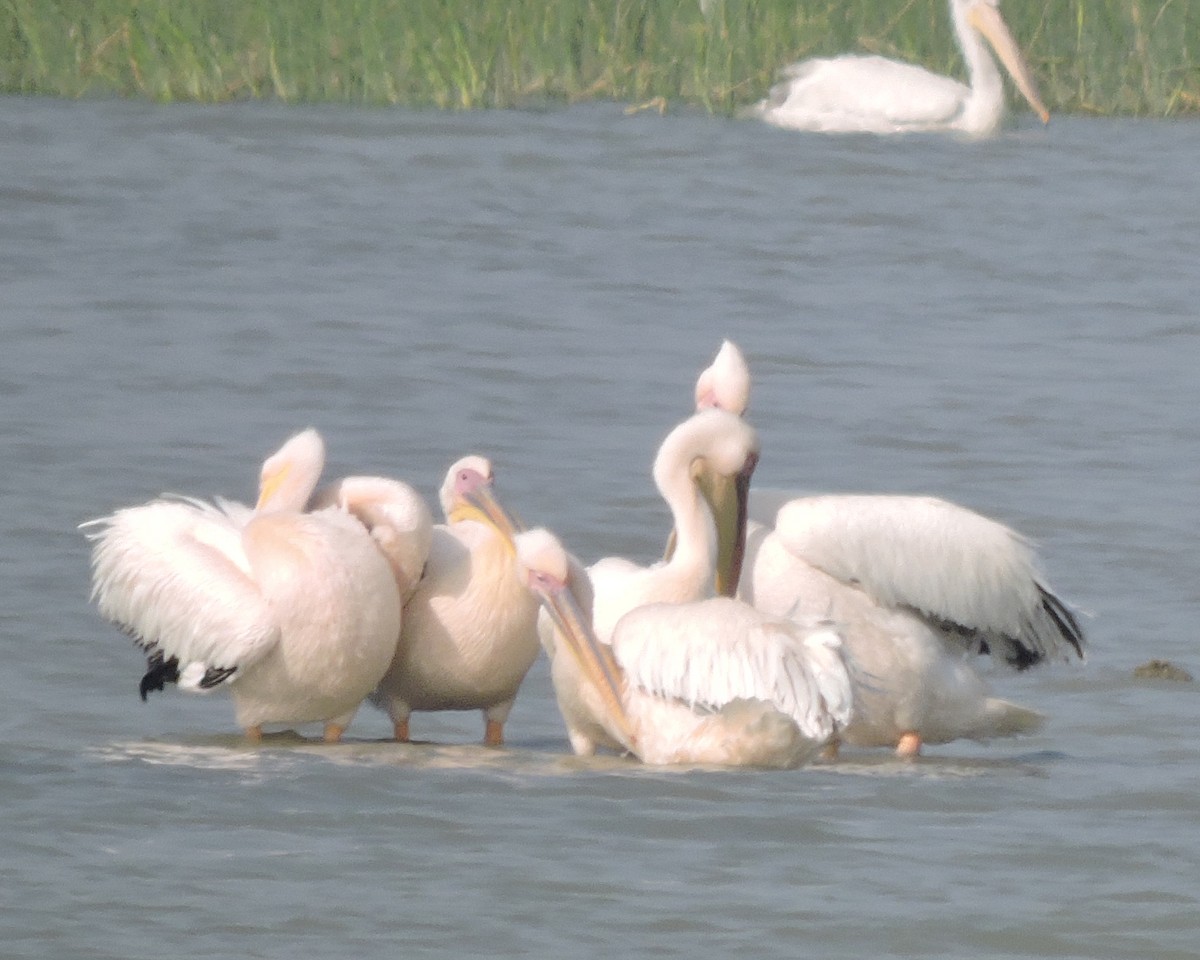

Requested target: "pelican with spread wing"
[
  {"left": 84, "top": 429, "right": 420, "bottom": 742},
  {"left": 683, "top": 341, "right": 1084, "bottom": 756}
]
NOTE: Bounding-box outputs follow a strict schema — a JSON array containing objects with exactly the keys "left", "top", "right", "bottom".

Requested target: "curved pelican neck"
[
  {"left": 257, "top": 431, "right": 326, "bottom": 514},
  {"left": 952, "top": 0, "right": 1005, "bottom": 131},
  {"left": 652, "top": 426, "right": 716, "bottom": 583}
]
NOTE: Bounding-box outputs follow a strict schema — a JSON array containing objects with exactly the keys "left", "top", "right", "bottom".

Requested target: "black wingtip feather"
[
  {"left": 1039, "top": 584, "right": 1086, "bottom": 660},
  {"left": 139, "top": 653, "right": 180, "bottom": 701},
  {"left": 199, "top": 666, "right": 237, "bottom": 689},
  {"left": 1005, "top": 643, "right": 1042, "bottom": 672}
]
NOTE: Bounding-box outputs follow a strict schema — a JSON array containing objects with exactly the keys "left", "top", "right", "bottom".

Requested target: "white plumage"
[
  {"left": 753, "top": 493, "right": 1083, "bottom": 669},
  {"left": 311, "top": 475, "right": 434, "bottom": 604},
  {"left": 83, "top": 429, "right": 407, "bottom": 742},
  {"left": 587, "top": 407, "right": 760, "bottom": 645},
  {"left": 517, "top": 529, "right": 852, "bottom": 768},
  {"left": 615, "top": 598, "right": 853, "bottom": 745},
  {"left": 535, "top": 408, "right": 759, "bottom": 756},
  {"left": 752, "top": 0, "right": 1049, "bottom": 136},
  {"left": 694, "top": 339, "right": 751, "bottom": 415},
  {"left": 89, "top": 498, "right": 282, "bottom": 684}
]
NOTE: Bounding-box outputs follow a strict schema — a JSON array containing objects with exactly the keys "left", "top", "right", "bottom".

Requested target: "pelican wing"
[
  {"left": 768, "top": 494, "right": 1085, "bottom": 668},
  {"left": 765, "top": 56, "right": 969, "bottom": 131},
  {"left": 84, "top": 499, "right": 280, "bottom": 691},
  {"left": 612, "top": 597, "right": 851, "bottom": 742}
]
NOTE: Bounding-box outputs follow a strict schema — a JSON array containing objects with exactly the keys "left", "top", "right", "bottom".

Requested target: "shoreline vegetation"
[{"left": 3, "top": 0, "right": 1198, "bottom": 116}]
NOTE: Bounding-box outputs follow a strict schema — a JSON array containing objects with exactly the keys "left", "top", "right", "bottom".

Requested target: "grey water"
[{"left": 3, "top": 96, "right": 1199, "bottom": 959}]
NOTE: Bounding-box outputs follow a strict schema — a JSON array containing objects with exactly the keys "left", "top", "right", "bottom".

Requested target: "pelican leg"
[
  {"left": 323, "top": 722, "right": 346, "bottom": 743},
  {"left": 484, "top": 718, "right": 504, "bottom": 747},
  {"left": 244, "top": 725, "right": 263, "bottom": 744},
  {"left": 820, "top": 738, "right": 841, "bottom": 762},
  {"left": 394, "top": 718, "right": 410, "bottom": 743},
  {"left": 896, "top": 731, "right": 922, "bottom": 758}
]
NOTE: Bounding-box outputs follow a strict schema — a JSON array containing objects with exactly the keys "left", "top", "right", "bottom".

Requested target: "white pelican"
[
  {"left": 752, "top": 0, "right": 1049, "bottom": 136},
  {"left": 533, "top": 408, "right": 760, "bottom": 756},
  {"left": 370, "top": 455, "right": 540, "bottom": 746},
  {"left": 83, "top": 429, "right": 407, "bottom": 743},
  {"left": 516, "top": 528, "right": 854, "bottom": 768},
  {"left": 685, "top": 341, "right": 1085, "bottom": 756}
]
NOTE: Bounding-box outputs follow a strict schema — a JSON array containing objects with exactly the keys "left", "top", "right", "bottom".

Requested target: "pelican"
[
  {"left": 83, "top": 429, "right": 408, "bottom": 743},
  {"left": 752, "top": 0, "right": 1049, "bottom": 136},
  {"left": 684, "top": 341, "right": 1085, "bottom": 756},
  {"left": 516, "top": 528, "right": 853, "bottom": 768},
  {"left": 370, "top": 455, "right": 540, "bottom": 746},
  {"left": 530, "top": 408, "right": 759, "bottom": 756}
]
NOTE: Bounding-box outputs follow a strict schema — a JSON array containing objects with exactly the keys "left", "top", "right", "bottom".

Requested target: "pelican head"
[
  {"left": 679, "top": 410, "right": 759, "bottom": 598},
  {"left": 256, "top": 428, "right": 326, "bottom": 512},
  {"left": 514, "top": 528, "right": 635, "bottom": 748},
  {"left": 659, "top": 408, "right": 760, "bottom": 597},
  {"left": 694, "top": 340, "right": 751, "bottom": 416},
  {"left": 692, "top": 345, "right": 756, "bottom": 594},
  {"left": 961, "top": 0, "right": 1049, "bottom": 124},
  {"left": 439, "top": 454, "right": 521, "bottom": 543}
]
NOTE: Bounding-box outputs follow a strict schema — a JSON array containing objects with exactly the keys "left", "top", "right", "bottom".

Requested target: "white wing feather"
[
  {"left": 762, "top": 494, "right": 1083, "bottom": 665},
  {"left": 84, "top": 499, "right": 280, "bottom": 681},
  {"left": 761, "top": 56, "right": 968, "bottom": 132},
  {"left": 612, "top": 597, "right": 851, "bottom": 742}
]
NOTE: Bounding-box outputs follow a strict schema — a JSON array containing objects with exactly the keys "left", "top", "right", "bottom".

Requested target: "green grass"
[{"left": 2, "top": 0, "right": 1198, "bottom": 115}]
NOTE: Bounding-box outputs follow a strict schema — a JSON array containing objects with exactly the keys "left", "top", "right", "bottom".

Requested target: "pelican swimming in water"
[
  {"left": 683, "top": 341, "right": 1085, "bottom": 756},
  {"left": 370, "top": 455, "right": 540, "bottom": 746},
  {"left": 752, "top": 0, "right": 1049, "bottom": 136},
  {"left": 84, "top": 429, "right": 411, "bottom": 743},
  {"left": 516, "top": 528, "right": 854, "bottom": 768}
]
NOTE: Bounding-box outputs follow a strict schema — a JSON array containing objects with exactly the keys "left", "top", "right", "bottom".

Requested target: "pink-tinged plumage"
[
  {"left": 752, "top": 0, "right": 1049, "bottom": 136},
  {"left": 687, "top": 341, "right": 1083, "bottom": 756},
  {"left": 83, "top": 429, "right": 405, "bottom": 742},
  {"left": 311, "top": 475, "right": 433, "bottom": 604},
  {"left": 517, "top": 528, "right": 852, "bottom": 768},
  {"left": 694, "top": 340, "right": 752, "bottom": 415},
  {"left": 371, "top": 455, "right": 539, "bottom": 746},
  {"left": 523, "top": 409, "right": 827, "bottom": 763}
]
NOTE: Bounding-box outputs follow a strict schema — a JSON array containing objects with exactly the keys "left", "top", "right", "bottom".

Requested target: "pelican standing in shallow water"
[
  {"left": 516, "top": 528, "right": 854, "bottom": 768},
  {"left": 536, "top": 408, "right": 760, "bottom": 756},
  {"left": 684, "top": 341, "right": 1085, "bottom": 757},
  {"left": 84, "top": 429, "right": 414, "bottom": 743},
  {"left": 370, "top": 456, "right": 540, "bottom": 746},
  {"left": 753, "top": 0, "right": 1049, "bottom": 136}
]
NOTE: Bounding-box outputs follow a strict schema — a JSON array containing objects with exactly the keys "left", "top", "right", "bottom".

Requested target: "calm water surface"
[{"left": 2, "top": 98, "right": 1199, "bottom": 959}]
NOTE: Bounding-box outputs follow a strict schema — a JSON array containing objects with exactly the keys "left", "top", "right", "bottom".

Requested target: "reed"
[{"left": 2, "top": 0, "right": 1197, "bottom": 115}]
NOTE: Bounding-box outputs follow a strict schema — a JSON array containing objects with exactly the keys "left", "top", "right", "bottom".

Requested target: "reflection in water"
[{"left": 92, "top": 736, "right": 1054, "bottom": 782}]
